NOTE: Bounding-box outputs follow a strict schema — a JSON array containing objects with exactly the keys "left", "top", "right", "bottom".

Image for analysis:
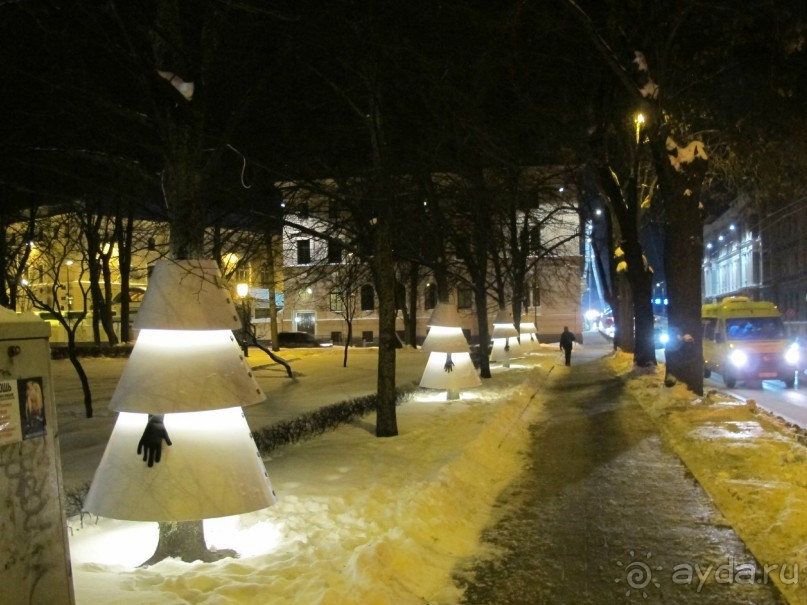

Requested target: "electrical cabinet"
[{"left": 0, "top": 308, "right": 74, "bottom": 604}]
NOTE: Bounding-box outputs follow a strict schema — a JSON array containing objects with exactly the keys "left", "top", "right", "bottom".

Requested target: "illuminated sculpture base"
[
  {"left": 519, "top": 322, "right": 539, "bottom": 354},
  {"left": 85, "top": 407, "right": 276, "bottom": 522},
  {"left": 419, "top": 352, "right": 481, "bottom": 390},
  {"left": 490, "top": 338, "right": 523, "bottom": 364},
  {"left": 521, "top": 334, "right": 539, "bottom": 353}
]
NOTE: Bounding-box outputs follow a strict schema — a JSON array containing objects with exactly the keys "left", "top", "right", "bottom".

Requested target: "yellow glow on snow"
[
  {"left": 71, "top": 515, "right": 284, "bottom": 567},
  {"left": 205, "top": 515, "right": 284, "bottom": 557}
]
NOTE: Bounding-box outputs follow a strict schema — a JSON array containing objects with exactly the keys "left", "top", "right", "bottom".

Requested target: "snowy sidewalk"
[{"left": 458, "top": 354, "right": 788, "bottom": 604}]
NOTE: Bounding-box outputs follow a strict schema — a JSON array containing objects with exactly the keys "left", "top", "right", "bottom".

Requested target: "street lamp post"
[
  {"left": 236, "top": 283, "right": 250, "bottom": 357},
  {"left": 65, "top": 259, "right": 74, "bottom": 313}
]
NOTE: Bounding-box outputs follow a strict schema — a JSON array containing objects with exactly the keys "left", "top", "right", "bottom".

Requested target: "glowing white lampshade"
[
  {"left": 420, "top": 352, "right": 480, "bottom": 390},
  {"left": 135, "top": 259, "right": 240, "bottom": 331},
  {"left": 419, "top": 302, "right": 480, "bottom": 394},
  {"left": 84, "top": 408, "right": 276, "bottom": 522},
  {"left": 520, "top": 321, "right": 538, "bottom": 335},
  {"left": 520, "top": 321, "right": 539, "bottom": 353},
  {"left": 422, "top": 303, "right": 470, "bottom": 353},
  {"left": 86, "top": 257, "right": 274, "bottom": 524},
  {"left": 491, "top": 308, "right": 518, "bottom": 339},
  {"left": 422, "top": 325, "right": 470, "bottom": 354},
  {"left": 109, "top": 329, "right": 264, "bottom": 414},
  {"left": 490, "top": 308, "right": 521, "bottom": 364}
]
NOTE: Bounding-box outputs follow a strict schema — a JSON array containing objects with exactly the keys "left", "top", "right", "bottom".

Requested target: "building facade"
[
  {"left": 703, "top": 195, "right": 807, "bottom": 324},
  {"left": 10, "top": 188, "right": 584, "bottom": 345}
]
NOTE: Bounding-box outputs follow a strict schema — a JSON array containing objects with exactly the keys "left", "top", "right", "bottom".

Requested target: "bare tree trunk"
[
  {"left": 152, "top": 76, "right": 209, "bottom": 567},
  {"left": 652, "top": 134, "right": 707, "bottom": 395},
  {"left": 343, "top": 319, "right": 353, "bottom": 368},
  {"left": 662, "top": 182, "right": 705, "bottom": 394},
  {"left": 474, "top": 286, "right": 492, "bottom": 379},
  {"left": 371, "top": 211, "right": 399, "bottom": 437},
  {"left": 266, "top": 232, "right": 280, "bottom": 352},
  {"left": 64, "top": 322, "right": 93, "bottom": 418},
  {"left": 406, "top": 263, "right": 419, "bottom": 347},
  {"left": 141, "top": 521, "right": 234, "bottom": 566},
  {"left": 615, "top": 275, "right": 634, "bottom": 353},
  {"left": 116, "top": 207, "right": 134, "bottom": 342}
]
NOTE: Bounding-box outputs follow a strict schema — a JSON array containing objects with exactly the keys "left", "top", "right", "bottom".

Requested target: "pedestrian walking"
[{"left": 559, "top": 326, "right": 576, "bottom": 366}]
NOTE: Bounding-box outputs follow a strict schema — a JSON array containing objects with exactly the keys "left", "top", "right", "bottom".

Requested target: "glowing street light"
[
  {"left": 635, "top": 112, "right": 645, "bottom": 144},
  {"left": 65, "top": 259, "right": 74, "bottom": 312}
]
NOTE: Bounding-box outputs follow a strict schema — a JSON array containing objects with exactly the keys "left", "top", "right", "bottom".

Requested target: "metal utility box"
[{"left": 0, "top": 308, "right": 74, "bottom": 604}]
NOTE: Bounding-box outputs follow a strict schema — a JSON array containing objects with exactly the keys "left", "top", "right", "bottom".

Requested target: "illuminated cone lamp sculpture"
[
  {"left": 420, "top": 302, "right": 480, "bottom": 400},
  {"left": 489, "top": 308, "right": 521, "bottom": 368},
  {"left": 520, "top": 321, "right": 539, "bottom": 354},
  {"left": 84, "top": 259, "right": 276, "bottom": 561}
]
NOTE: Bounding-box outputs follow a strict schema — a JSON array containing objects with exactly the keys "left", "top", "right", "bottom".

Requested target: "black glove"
[
  {"left": 504, "top": 339, "right": 510, "bottom": 352},
  {"left": 137, "top": 414, "right": 172, "bottom": 467},
  {"left": 443, "top": 352, "right": 455, "bottom": 373}
]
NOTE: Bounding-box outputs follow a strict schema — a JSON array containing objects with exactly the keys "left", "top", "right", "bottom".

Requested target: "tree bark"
[
  {"left": 474, "top": 286, "right": 492, "bottom": 379},
  {"left": 65, "top": 325, "right": 93, "bottom": 418},
  {"left": 371, "top": 211, "right": 399, "bottom": 438},
  {"left": 141, "top": 521, "right": 235, "bottom": 566},
  {"left": 407, "top": 263, "right": 419, "bottom": 347},
  {"left": 116, "top": 206, "right": 134, "bottom": 342},
  {"left": 615, "top": 275, "right": 634, "bottom": 353},
  {"left": 652, "top": 135, "right": 707, "bottom": 394}
]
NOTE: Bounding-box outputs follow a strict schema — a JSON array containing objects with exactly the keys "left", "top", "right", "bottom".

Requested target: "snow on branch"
[
  {"left": 632, "top": 51, "right": 659, "bottom": 99},
  {"left": 157, "top": 70, "right": 194, "bottom": 101},
  {"left": 665, "top": 137, "right": 708, "bottom": 173}
]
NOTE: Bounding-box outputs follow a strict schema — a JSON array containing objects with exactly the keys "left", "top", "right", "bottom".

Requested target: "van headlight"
[
  {"left": 785, "top": 343, "right": 800, "bottom": 366},
  {"left": 729, "top": 349, "right": 748, "bottom": 368}
]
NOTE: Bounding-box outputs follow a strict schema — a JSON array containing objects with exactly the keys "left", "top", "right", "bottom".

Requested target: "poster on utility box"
[{"left": 0, "top": 377, "right": 46, "bottom": 446}]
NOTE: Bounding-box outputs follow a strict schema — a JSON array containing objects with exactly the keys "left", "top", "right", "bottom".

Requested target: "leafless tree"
[{"left": 20, "top": 214, "right": 94, "bottom": 417}]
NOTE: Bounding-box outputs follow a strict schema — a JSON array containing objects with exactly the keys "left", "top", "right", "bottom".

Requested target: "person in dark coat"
[{"left": 559, "top": 326, "right": 576, "bottom": 366}]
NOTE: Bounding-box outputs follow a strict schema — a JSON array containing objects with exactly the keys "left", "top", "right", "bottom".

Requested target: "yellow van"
[{"left": 702, "top": 296, "right": 799, "bottom": 388}]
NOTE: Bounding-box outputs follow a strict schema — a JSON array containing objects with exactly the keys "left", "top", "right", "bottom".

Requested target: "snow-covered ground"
[
  {"left": 611, "top": 353, "right": 807, "bottom": 605},
  {"left": 62, "top": 348, "right": 556, "bottom": 605},
  {"left": 59, "top": 342, "right": 807, "bottom": 604}
]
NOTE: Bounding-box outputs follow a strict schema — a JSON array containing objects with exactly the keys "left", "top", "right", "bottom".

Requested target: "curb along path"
[{"left": 457, "top": 355, "right": 787, "bottom": 604}]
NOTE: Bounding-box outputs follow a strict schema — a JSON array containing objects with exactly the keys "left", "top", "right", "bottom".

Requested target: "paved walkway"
[{"left": 458, "top": 345, "right": 787, "bottom": 604}]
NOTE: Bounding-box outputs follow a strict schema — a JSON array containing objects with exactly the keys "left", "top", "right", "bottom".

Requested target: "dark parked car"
[{"left": 276, "top": 331, "right": 332, "bottom": 348}]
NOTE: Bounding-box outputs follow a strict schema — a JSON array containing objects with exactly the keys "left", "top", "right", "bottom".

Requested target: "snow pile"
[
  {"left": 68, "top": 363, "right": 551, "bottom": 604},
  {"left": 608, "top": 351, "right": 807, "bottom": 604}
]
